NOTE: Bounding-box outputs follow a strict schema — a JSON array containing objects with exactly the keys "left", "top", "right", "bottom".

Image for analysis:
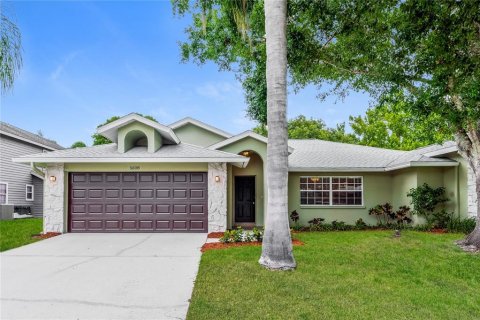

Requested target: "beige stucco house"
[{"left": 14, "top": 113, "right": 477, "bottom": 233}]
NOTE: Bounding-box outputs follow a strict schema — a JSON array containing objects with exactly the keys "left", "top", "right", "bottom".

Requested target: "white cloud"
[
  {"left": 49, "top": 51, "right": 80, "bottom": 81},
  {"left": 195, "top": 81, "right": 241, "bottom": 100}
]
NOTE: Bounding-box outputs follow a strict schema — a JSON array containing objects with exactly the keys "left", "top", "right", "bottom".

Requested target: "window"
[
  {"left": 26, "top": 184, "right": 34, "bottom": 201},
  {"left": 300, "top": 176, "right": 363, "bottom": 206},
  {"left": 0, "top": 183, "right": 7, "bottom": 204}
]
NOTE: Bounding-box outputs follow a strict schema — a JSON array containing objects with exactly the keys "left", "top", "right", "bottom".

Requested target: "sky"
[{"left": 1, "top": 1, "right": 371, "bottom": 148}]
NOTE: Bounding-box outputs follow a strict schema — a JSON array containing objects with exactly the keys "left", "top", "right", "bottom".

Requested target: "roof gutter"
[
  {"left": 13, "top": 156, "right": 250, "bottom": 165},
  {"left": 289, "top": 161, "right": 459, "bottom": 173}
]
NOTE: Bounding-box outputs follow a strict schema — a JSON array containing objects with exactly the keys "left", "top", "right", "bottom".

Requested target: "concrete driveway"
[{"left": 1, "top": 233, "right": 206, "bottom": 320}]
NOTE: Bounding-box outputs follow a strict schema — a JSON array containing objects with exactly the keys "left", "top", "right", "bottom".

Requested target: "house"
[
  {"left": 0, "top": 122, "right": 64, "bottom": 219},
  {"left": 13, "top": 113, "right": 477, "bottom": 233}
]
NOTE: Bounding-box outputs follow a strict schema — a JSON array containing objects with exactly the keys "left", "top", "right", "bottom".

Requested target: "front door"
[{"left": 235, "top": 176, "right": 255, "bottom": 223}]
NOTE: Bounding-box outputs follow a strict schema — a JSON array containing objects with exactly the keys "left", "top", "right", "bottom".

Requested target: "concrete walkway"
[{"left": 1, "top": 233, "right": 206, "bottom": 320}]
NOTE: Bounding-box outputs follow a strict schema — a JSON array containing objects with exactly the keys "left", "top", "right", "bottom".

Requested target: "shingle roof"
[
  {"left": 287, "top": 140, "right": 457, "bottom": 171},
  {"left": 13, "top": 142, "right": 248, "bottom": 165},
  {"left": 0, "top": 122, "right": 64, "bottom": 150}
]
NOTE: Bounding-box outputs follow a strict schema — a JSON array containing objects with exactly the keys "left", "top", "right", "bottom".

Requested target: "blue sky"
[{"left": 1, "top": 1, "right": 371, "bottom": 147}]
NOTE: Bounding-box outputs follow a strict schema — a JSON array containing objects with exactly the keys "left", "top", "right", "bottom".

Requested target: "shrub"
[
  {"left": 432, "top": 210, "right": 453, "bottom": 229},
  {"left": 308, "top": 217, "right": 325, "bottom": 231},
  {"left": 446, "top": 216, "right": 476, "bottom": 234},
  {"left": 407, "top": 183, "right": 448, "bottom": 224},
  {"left": 355, "top": 218, "right": 368, "bottom": 230},
  {"left": 252, "top": 227, "right": 263, "bottom": 242},
  {"left": 290, "top": 210, "right": 302, "bottom": 231},
  {"left": 219, "top": 230, "right": 233, "bottom": 243},
  {"left": 219, "top": 227, "right": 245, "bottom": 243},
  {"left": 369, "top": 203, "right": 412, "bottom": 226},
  {"left": 331, "top": 220, "right": 349, "bottom": 231}
]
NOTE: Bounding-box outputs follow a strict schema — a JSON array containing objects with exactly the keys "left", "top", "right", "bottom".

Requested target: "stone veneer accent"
[
  {"left": 43, "top": 164, "right": 65, "bottom": 233},
  {"left": 467, "top": 166, "right": 478, "bottom": 218},
  {"left": 207, "top": 162, "right": 227, "bottom": 232}
]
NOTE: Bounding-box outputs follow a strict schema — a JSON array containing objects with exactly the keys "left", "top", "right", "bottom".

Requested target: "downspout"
[
  {"left": 456, "top": 164, "right": 460, "bottom": 216},
  {"left": 31, "top": 162, "right": 45, "bottom": 179}
]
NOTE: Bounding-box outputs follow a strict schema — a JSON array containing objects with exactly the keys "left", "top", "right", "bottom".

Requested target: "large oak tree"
[{"left": 174, "top": 0, "right": 480, "bottom": 249}]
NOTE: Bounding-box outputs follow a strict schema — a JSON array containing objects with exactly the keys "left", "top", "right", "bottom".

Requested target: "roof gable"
[
  {"left": 169, "top": 117, "right": 232, "bottom": 139},
  {"left": 172, "top": 122, "right": 228, "bottom": 147},
  {"left": 97, "top": 113, "right": 180, "bottom": 145},
  {"left": 209, "top": 131, "right": 294, "bottom": 154},
  {"left": 0, "top": 122, "right": 63, "bottom": 150}
]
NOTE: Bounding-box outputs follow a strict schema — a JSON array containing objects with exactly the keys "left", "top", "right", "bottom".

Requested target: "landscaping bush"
[
  {"left": 446, "top": 216, "right": 476, "bottom": 234},
  {"left": 407, "top": 183, "right": 448, "bottom": 226},
  {"left": 354, "top": 218, "right": 368, "bottom": 230},
  {"left": 308, "top": 217, "right": 325, "bottom": 231},
  {"left": 219, "top": 227, "right": 244, "bottom": 243},
  {"left": 368, "top": 203, "right": 412, "bottom": 226},
  {"left": 252, "top": 227, "right": 263, "bottom": 242},
  {"left": 290, "top": 210, "right": 302, "bottom": 231},
  {"left": 219, "top": 226, "right": 264, "bottom": 243}
]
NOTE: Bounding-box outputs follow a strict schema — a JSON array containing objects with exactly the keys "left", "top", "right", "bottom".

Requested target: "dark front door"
[
  {"left": 235, "top": 176, "right": 255, "bottom": 223},
  {"left": 68, "top": 172, "right": 208, "bottom": 233}
]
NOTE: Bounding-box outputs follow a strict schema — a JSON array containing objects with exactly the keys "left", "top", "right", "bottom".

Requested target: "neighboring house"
[
  {"left": 13, "top": 113, "right": 477, "bottom": 233},
  {"left": 0, "top": 122, "right": 64, "bottom": 218}
]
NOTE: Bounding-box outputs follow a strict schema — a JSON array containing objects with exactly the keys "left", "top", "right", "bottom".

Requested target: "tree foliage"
[
  {"left": 71, "top": 141, "right": 87, "bottom": 148},
  {"left": 0, "top": 11, "right": 23, "bottom": 93},
  {"left": 350, "top": 94, "right": 453, "bottom": 150},
  {"left": 254, "top": 115, "right": 358, "bottom": 144},
  {"left": 92, "top": 114, "right": 158, "bottom": 145}
]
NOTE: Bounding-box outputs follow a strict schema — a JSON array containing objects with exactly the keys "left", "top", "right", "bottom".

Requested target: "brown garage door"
[{"left": 68, "top": 172, "right": 208, "bottom": 232}]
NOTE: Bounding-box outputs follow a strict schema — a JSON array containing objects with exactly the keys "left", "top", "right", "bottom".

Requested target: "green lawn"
[
  {"left": 188, "top": 231, "right": 480, "bottom": 320},
  {"left": 0, "top": 218, "right": 43, "bottom": 252}
]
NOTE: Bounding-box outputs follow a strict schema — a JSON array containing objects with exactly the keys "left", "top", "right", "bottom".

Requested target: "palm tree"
[
  {"left": 173, "top": 0, "right": 296, "bottom": 269},
  {"left": 0, "top": 12, "right": 22, "bottom": 93},
  {"left": 258, "top": 0, "right": 296, "bottom": 270}
]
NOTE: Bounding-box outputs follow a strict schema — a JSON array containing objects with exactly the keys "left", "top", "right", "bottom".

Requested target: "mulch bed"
[
  {"left": 201, "top": 239, "right": 304, "bottom": 252},
  {"left": 207, "top": 232, "right": 225, "bottom": 239},
  {"left": 32, "top": 232, "right": 61, "bottom": 239},
  {"left": 430, "top": 229, "right": 448, "bottom": 234}
]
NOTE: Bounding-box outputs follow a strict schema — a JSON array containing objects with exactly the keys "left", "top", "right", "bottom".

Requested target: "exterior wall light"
[
  {"left": 215, "top": 176, "right": 220, "bottom": 182},
  {"left": 241, "top": 151, "right": 250, "bottom": 157},
  {"left": 49, "top": 176, "right": 57, "bottom": 182}
]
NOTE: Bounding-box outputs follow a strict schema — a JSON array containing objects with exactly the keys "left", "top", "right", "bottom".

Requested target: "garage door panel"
[
  {"left": 122, "top": 220, "right": 137, "bottom": 230},
  {"left": 139, "top": 204, "right": 154, "bottom": 213},
  {"left": 122, "top": 204, "right": 137, "bottom": 214},
  {"left": 105, "top": 204, "right": 120, "bottom": 213},
  {"left": 71, "top": 220, "right": 86, "bottom": 230},
  {"left": 173, "top": 220, "right": 187, "bottom": 230},
  {"left": 173, "top": 189, "right": 187, "bottom": 199},
  {"left": 105, "top": 189, "right": 120, "bottom": 198},
  {"left": 122, "top": 174, "right": 137, "bottom": 183},
  {"left": 190, "top": 220, "right": 205, "bottom": 230},
  {"left": 69, "top": 172, "right": 207, "bottom": 232},
  {"left": 139, "top": 173, "right": 155, "bottom": 182},
  {"left": 105, "top": 220, "right": 120, "bottom": 230},
  {"left": 122, "top": 189, "right": 137, "bottom": 198},
  {"left": 88, "top": 220, "right": 103, "bottom": 229},
  {"left": 139, "top": 220, "right": 154, "bottom": 230},
  {"left": 88, "top": 204, "right": 103, "bottom": 214},
  {"left": 106, "top": 174, "right": 120, "bottom": 183}
]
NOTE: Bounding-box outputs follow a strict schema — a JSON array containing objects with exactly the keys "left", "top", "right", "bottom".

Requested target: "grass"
[
  {"left": 0, "top": 218, "right": 43, "bottom": 252},
  {"left": 187, "top": 231, "right": 480, "bottom": 320}
]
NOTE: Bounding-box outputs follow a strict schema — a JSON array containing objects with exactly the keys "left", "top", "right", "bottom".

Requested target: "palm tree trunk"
[{"left": 259, "top": 0, "right": 296, "bottom": 270}]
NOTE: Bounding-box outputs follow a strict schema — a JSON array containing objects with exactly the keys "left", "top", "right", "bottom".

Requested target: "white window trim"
[
  {"left": 0, "top": 182, "right": 8, "bottom": 205},
  {"left": 26, "top": 184, "right": 34, "bottom": 201},
  {"left": 300, "top": 176, "right": 364, "bottom": 207}
]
